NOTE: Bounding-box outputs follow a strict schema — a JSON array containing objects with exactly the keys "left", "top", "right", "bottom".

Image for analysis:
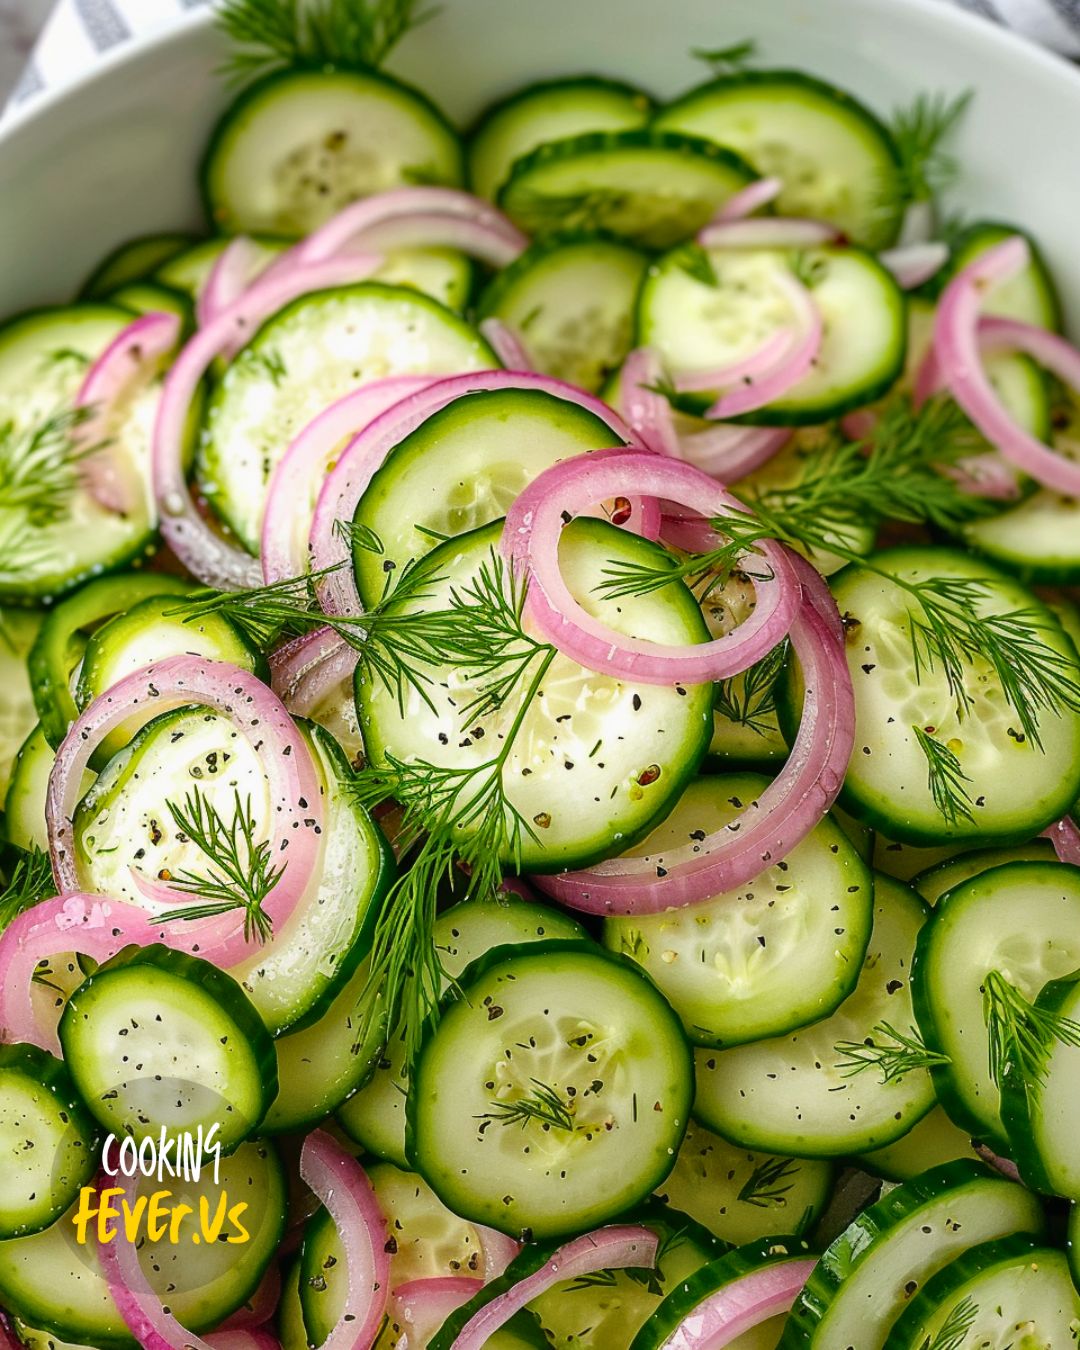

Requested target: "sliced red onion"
[
  {"left": 839, "top": 408, "right": 879, "bottom": 441},
  {"left": 76, "top": 310, "right": 181, "bottom": 515},
  {"left": 655, "top": 1258, "right": 815, "bottom": 1349},
  {"left": 879, "top": 241, "right": 948, "bottom": 290},
  {"left": 697, "top": 217, "right": 840, "bottom": 250},
  {"left": 897, "top": 199, "right": 936, "bottom": 248},
  {"left": 478, "top": 317, "right": 533, "bottom": 371},
  {"left": 310, "top": 372, "right": 643, "bottom": 617},
  {"left": 445, "top": 1226, "right": 657, "bottom": 1350},
  {"left": 680, "top": 425, "right": 790, "bottom": 481},
  {"left": 326, "top": 212, "right": 525, "bottom": 268},
  {"left": 705, "top": 269, "right": 822, "bottom": 420},
  {"left": 269, "top": 627, "right": 360, "bottom": 719},
  {"left": 1043, "top": 815, "right": 1080, "bottom": 867},
  {"left": 217, "top": 1263, "right": 282, "bottom": 1331},
  {"left": 501, "top": 448, "right": 800, "bottom": 685},
  {"left": 47, "top": 657, "right": 324, "bottom": 966},
  {"left": 934, "top": 239, "right": 1080, "bottom": 496},
  {"left": 620, "top": 348, "right": 682, "bottom": 459},
  {"left": 261, "top": 376, "right": 438, "bottom": 584},
  {"left": 714, "top": 177, "right": 783, "bottom": 222},
  {"left": 391, "top": 1278, "right": 483, "bottom": 1350},
  {"left": 973, "top": 1142, "right": 1023, "bottom": 1184},
  {"left": 198, "top": 236, "right": 275, "bottom": 327},
  {"left": 674, "top": 327, "right": 796, "bottom": 396},
  {"left": 208, "top": 1332, "right": 281, "bottom": 1350},
  {"left": 533, "top": 549, "right": 854, "bottom": 913},
  {"left": 0, "top": 1313, "right": 21, "bottom": 1350},
  {"left": 299, "top": 1130, "right": 391, "bottom": 1350},
  {"left": 475, "top": 1227, "right": 522, "bottom": 1283},
  {"left": 153, "top": 253, "right": 382, "bottom": 591}
]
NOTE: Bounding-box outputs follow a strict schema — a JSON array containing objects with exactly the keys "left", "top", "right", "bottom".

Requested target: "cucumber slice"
[
  {"left": 338, "top": 893, "right": 585, "bottom": 1163},
  {"left": 828, "top": 546, "right": 1080, "bottom": 844},
  {"left": 999, "top": 968, "right": 1080, "bottom": 1197},
  {"left": 74, "top": 710, "right": 393, "bottom": 1035},
  {"left": 528, "top": 1201, "right": 726, "bottom": 1350},
  {"left": 371, "top": 246, "right": 474, "bottom": 312},
  {"left": 0, "top": 1139, "right": 285, "bottom": 1347},
  {"left": 780, "top": 1160, "right": 1044, "bottom": 1350},
  {"left": 468, "top": 76, "right": 652, "bottom": 202},
  {"left": 477, "top": 234, "right": 648, "bottom": 392},
  {"left": 198, "top": 283, "right": 494, "bottom": 552},
  {"left": 81, "top": 232, "right": 197, "bottom": 299},
  {"left": 603, "top": 775, "right": 873, "bottom": 1047},
  {"left": 873, "top": 835, "right": 971, "bottom": 882},
  {"left": 883, "top": 1235, "right": 1080, "bottom": 1350},
  {"left": 278, "top": 1260, "right": 307, "bottom": 1350},
  {"left": 5, "top": 725, "right": 94, "bottom": 854},
  {"left": 911, "top": 839, "right": 1056, "bottom": 905},
  {"left": 409, "top": 941, "right": 693, "bottom": 1241},
  {"left": 636, "top": 244, "right": 905, "bottom": 424},
  {"left": 653, "top": 70, "right": 902, "bottom": 249},
  {"left": 854, "top": 1104, "right": 982, "bottom": 1183},
  {"left": 498, "top": 130, "right": 756, "bottom": 249},
  {"left": 104, "top": 281, "right": 193, "bottom": 328},
  {"left": 911, "top": 860, "right": 1080, "bottom": 1146},
  {"left": 654, "top": 1117, "right": 831, "bottom": 1246},
  {"left": 27, "top": 572, "right": 191, "bottom": 750},
  {"left": 202, "top": 68, "right": 463, "bottom": 237},
  {"left": 0, "top": 1044, "right": 98, "bottom": 1239},
  {"left": 59, "top": 943, "right": 276, "bottom": 1150},
  {"left": 632, "top": 1235, "right": 813, "bottom": 1350},
  {"left": 357, "top": 519, "right": 712, "bottom": 872},
  {"left": 701, "top": 575, "right": 788, "bottom": 768},
  {"left": 156, "top": 235, "right": 286, "bottom": 300},
  {"left": 0, "top": 609, "right": 43, "bottom": 799},
  {"left": 693, "top": 874, "right": 936, "bottom": 1156},
  {"left": 936, "top": 221, "right": 1062, "bottom": 330},
  {"left": 352, "top": 386, "right": 625, "bottom": 606}
]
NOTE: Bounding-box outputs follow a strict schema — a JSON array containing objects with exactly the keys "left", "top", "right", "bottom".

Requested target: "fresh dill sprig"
[
  {"left": 476, "top": 1079, "right": 574, "bottom": 1133},
  {"left": 156, "top": 787, "right": 285, "bottom": 944},
  {"left": 737, "top": 1155, "right": 799, "bottom": 1207},
  {"left": 0, "top": 407, "right": 99, "bottom": 572},
  {"left": 923, "top": 1295, "right": 979, "bottom": 1350},
  {"left": 0, "top": 848, "right": 54, "bottom": 934},
  {"left": 215, "top": 0, "right": 436, "bottom": 82},
  {"left": 983, "top": 969, "right": 1080, "bottom": 1091},
  {"left": 834, "top": 1021, "right": 952, "bottom": 1085},
  {"left": 691, "top": 39, "right": 757, "bottom": 72},
  {"left": 911, "top": 726, "right": 976, "bottom": 826},
  {"left": 713, "top": 641, "right": 787, "bottom": 737},
  {"left": 887, "top": 89, "right": 974, "bottom": 208}
]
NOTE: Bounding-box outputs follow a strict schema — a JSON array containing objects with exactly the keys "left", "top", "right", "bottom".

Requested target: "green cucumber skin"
[
  {"left": 468, "top": 73, "right": 655, "bottom": 140},
  {"left": 932, "top": 220, "right": 1063, "bottom": 332},
  {"left": 80, "top": 233, "right": 198, "bottom": 299}
]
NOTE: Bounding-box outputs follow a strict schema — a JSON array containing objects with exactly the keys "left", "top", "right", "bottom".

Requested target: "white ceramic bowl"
[{"left": 0, "top": 0, "right": 1078, "bottom": 324}]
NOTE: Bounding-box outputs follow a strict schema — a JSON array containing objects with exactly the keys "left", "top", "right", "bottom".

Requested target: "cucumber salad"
[{"left": 4, "top": 2, "right": 1080, "bottom": 1348}]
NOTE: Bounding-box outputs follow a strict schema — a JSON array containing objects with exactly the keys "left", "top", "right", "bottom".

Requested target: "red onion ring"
[
  {"left": 153, "top": 253, "right": 382, "bottom": 590},
  {"left": 501, "top": 447, "right": 800, "bottom": 685},
  {"left": 973, "top": 1142, "right": 1024, "bottom": 1184},
  {"left": 76, "top": 310, "right": 181, "bottom": 515},
  {"left": 477, "top": 317, "right": 533, "bottom": 371},
  {"left": 934, "top": 238, "right": 1080, "bottom": 495},
  {"left": 269, "top": 628, "right": 360, "bottom": 719},
  {"left": 47, "top": 657, "right": 324, "bottom": 966},
  {"left": 620, "top": 348, "right": 682, "bottom": 459},
  {"left": 208, "top": 1333, "right": 281, "bottom": 1350},
  {"left": 310, "top": 372, "right": 644, "bottom": 617},
  {"left": 299, "top": 1130, "right": 391, "bottom": 1350},
  {"left": 674, "top": 327, "right": 796, "bottom": 396},
  {"left": 391, "top": 1278, "right": 483, "bottom": 1349},
  {"left": 697, "top": 218, "right": 840, "bottom": 249},
  {"left": 261, "top": 377, "right": 438, "bottom": 584},
  {"left": 1043, "top": 815, "right": 1080, "bottom": 866},
  {"left": 714, "top": 177, "right": 783, "bottom": 222},
  {"left": 475, "top": 1227, "right": 522, "bottom": 1283},
  {"left": 444, "top": 1226, "right": 657, "bottom": 1350},
  {"left": 198, "top": 236, "right": 276, "bottom": 328},
  {"left": 217, "top": 1264, "right": 282, "bottom": 1331},
  {"left": 532, "top": 549, "right": 854, "bottom": 913},
  {"left": 680, "top": 425, "right": 791, "bottom": 481},
  {"left": 655, "top": 1258, "right": 815, "bottom": 1349},
  {"left": 879, "top": 241, "right": 948, "bottom": 290}
]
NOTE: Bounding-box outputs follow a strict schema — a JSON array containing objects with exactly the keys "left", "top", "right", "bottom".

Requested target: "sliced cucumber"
[
  {"left": 198, "top": 283, "right": 494, "bottom": 552},
  {"left": 358, "top": 519, "right": 712, "bottom": 872},
  {"left": 59, "top": 943, "right": 275, "bottom": 1151},
  {"left": 410, "top": 941, "right": 693, "bottom": 1241},
  {"left": 203, "top": 68, "right": 463, "bottom": 237},
  {"left": 911, "top": 838, "right": 1056, "bottom": 905},
  {"left": 653, "top": 69, "right": 902, "bottom": 249},
  {"left": 372, "top": 246, "right": 474, "bottom": 312},
  {"left": 477, "top": 234, "right": 648, "bottom": 392},
  {"left": 0, "top": 609, "right": 43, "bottom": 799},
  {"left": 352, "top": 386, "right": 625, "bottom": 606},
  {"left": 0, "top": 1139, "right": 285, "bottom": 1347},
  {"left": 156, "top": 235, "right": 286, "bottom": 300},
  {"left": 632, "top": 1235, "right": 814, "bottom": 1350},
  {"left": 5, "top": 725, "right": 94, "bottom": 854},
  {"left": 654, "top": 1116, "right": 831, "bottom": 1246},
  {"left": 338, "top": 893, "right": 585, "bottom": 1164},
  {"left": 603, "top": 775, "right": 873, "bottom": 1047},
  {"left": 828, "top": 546, "right": 1080, "bottom": 844},
  {"left": 499, "top": 130, "right": 756, "bottom": 249},
  {"left": 693, "top": 874, "right": 936, "bottom": 1156},
  {"left": 81, "top": 232, "right": 197, "bottom": 299},
  {"left": 873, "top": 834, "right": 971, "bottom": 883},
  {"left": 936, "top": 221, "right": 1062, "bottom": 330},
  {"left": 636, "top": 244, "right": 906, "bottom": 423},
  {"left": 104, "top": 281, "right": 193, "bottom": 328},
  {"left": 911, "top": 860, "right": 1080, "bottom": 1146},
  {"left": 468, "top": 75, "right": 652, "bottom": 202},
  {"left": 779, "top": 1160, "right": 1044, "bottom": 1350},
  {"left": 883, "top": 1235, "right": 1080, "bottom": 1350},
  {"left": 855, "top": 1104, "right": 982, "bottom": 1183},
  {"left": 0, "top": 1044, "right": 98, "bottom": 1239}
]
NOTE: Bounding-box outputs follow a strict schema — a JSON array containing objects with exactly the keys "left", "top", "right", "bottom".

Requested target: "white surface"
[{"left": 0, "top": 0, "right": 1079, "bottom": 325}]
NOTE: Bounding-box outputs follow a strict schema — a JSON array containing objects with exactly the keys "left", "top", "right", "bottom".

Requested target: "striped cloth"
[{"left": 7, "top": 0, "right": 1080, "bottom": 112}]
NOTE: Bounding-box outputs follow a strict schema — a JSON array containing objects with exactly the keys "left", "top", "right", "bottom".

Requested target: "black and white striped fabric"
[{"left": 4, "top": 0, "right": 1080, "bottom": 117}]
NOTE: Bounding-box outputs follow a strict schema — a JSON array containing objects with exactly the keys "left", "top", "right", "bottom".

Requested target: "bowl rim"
[{"left": 3, "top": 0, "right": 1080, "bottom": 145}]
